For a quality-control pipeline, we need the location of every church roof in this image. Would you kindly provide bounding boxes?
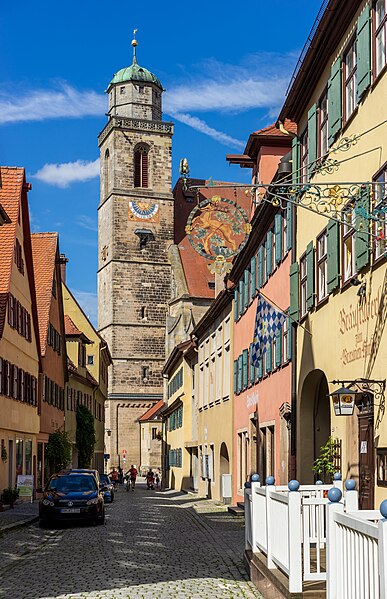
[109,62,163,90]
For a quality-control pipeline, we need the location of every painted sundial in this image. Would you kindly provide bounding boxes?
[128,200,159,222]
[185,195,251,274]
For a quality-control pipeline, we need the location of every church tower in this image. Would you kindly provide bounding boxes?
[98,33,174,470]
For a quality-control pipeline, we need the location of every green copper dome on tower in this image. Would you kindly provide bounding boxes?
[108,31,163,90]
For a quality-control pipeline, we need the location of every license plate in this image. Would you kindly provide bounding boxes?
[60,508,81,514]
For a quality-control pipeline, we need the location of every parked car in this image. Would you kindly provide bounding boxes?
[39,471,105,527]
[99,473,114,502]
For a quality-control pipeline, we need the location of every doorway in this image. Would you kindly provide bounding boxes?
[358,399,375,510]
[8,439,13,487]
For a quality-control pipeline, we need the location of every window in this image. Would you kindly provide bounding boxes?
[300,128,308,183]
[120,86,125,94]
[152,427,157,440]
[140,306,147,320]
[342,205,356,282]
[300,254,307,318]
[271,227,276,271]
[374,165,387,259]
[134,145,149,188]
[283,212,288,258]
[79,343,86,367]
[14,239,24,274]
[139,85,144,94]
[259,425,275,482]
[283,318,289,363]
[317,229,328,302]
[318,89,329,157]
[87,355,94,366]
[375,0,387,76]
[344,39,357,121]
[142,366,149,381]
[104,149,110,197]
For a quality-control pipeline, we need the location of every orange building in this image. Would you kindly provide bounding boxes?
[31,233,67,489]
[0,167,40,491]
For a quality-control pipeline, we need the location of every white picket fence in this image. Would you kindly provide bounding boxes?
[245,480,387,597]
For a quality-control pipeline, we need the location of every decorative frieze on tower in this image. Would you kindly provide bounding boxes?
[98,33,174,469]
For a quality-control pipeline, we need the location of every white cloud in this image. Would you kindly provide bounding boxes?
[172,113,244,149]
[0,84,104,124]
[76,214,98,232]
[33,158,99,188]
[72,290,98,326]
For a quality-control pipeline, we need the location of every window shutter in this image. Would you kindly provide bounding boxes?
[355,187,370,271]
[307,104,318,173]
[257,357,263,379]
[287,314,292,362]
[239,280,244,314]
[275,214,283,264]
[250,256,257,298]
[289,262,299,322]
[275,327,282,368]
[328,58,342,147]
[249,344,255,385]
[266,344,272,374]
[266,231,273,279]
[244,269,250,308]
[327,219,340,293]
[357,3,371,101]
[142,152,149,188]
[233,360,238,393]
[242,349,248,389]
[234,289,239,321]
[257,246,264,288]
[237,355,243,393]
[292,137,300,184]
[134,151,141,187]
[306,241,315,311]
[286,202,293,251]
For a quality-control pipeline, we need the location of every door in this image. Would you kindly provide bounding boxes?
[192,448,198,492]
[358,406,375,510]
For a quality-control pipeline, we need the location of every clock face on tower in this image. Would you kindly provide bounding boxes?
[128,200,160,223]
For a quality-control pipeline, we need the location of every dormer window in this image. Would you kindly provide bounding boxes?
[134,144,149,188]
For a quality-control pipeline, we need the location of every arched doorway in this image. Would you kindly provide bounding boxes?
[220,442,230,477]
[299,369,330,483]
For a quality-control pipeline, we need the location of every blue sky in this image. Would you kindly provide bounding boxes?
[1,0,322,324]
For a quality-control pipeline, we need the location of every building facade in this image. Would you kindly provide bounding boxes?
[279,0,387,508]
[98,39,174,470]
[138,399,163,474]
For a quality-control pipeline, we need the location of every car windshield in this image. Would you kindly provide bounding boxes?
[47,475,97,493]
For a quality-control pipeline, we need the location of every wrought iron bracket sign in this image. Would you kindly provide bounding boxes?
[330,378,386,416]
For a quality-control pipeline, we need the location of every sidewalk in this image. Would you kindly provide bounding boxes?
[0,499,39,533]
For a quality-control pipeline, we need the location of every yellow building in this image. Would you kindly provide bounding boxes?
[194,290,233,502]
[163,340,196,491]
[62,281,111,472]
[279,0,387,508]
[0,168,40,492]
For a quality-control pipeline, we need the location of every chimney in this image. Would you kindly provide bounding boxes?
[59,254,69,284]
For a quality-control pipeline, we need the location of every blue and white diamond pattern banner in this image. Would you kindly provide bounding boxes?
[251,294,286,366]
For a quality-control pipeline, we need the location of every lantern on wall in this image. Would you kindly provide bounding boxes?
[329,387,357,416]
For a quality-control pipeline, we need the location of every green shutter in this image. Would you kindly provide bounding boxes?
[289,262,299,321]
[308,104,318,173]
[306,241,315,311]
[266,344,272,374]
[234,360,238,393]
[249,344,255,385]
[234,289,238,321]
[250,256,257,298]
[275,214,283,264]
[287,314,292,362]
[244,269,250,307]
[355,187,370,271]
[266,231,273,279]
[327,220,340,293]
[258,246,264,288]
[237,355,243,393]
[242,349,248,389]
[239,279,244,313]
[257,357,263,379]
[286,202,293,251]
[357,3,371,101]
[275,327,282,368]
[328,58,342,147]
[292,137,300,184]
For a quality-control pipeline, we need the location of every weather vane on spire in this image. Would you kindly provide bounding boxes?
[131,28,138,64]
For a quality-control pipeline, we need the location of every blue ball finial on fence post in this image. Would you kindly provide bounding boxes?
[328,487,342,503]
[265,476,275,486]
[315,480,323,485]
[333,472,342,481]
[251,473,260,483]
[345,479,356,491]
[288,480,300,492]
[244,481,251,489]
[380,500,387,519]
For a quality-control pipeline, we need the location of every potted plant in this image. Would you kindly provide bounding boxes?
[2,487,19,509]
[312,436,339,483]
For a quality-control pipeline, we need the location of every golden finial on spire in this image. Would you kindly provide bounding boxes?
[131,28,138,64]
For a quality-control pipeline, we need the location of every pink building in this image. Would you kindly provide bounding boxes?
[227,122,296,504]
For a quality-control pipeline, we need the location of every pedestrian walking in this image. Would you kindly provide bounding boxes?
[125,465,138,491]
[155,471,160,489]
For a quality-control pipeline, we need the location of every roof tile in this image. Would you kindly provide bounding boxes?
[31,233,58,355]
[139,399,164,422]
[0,167,24,294]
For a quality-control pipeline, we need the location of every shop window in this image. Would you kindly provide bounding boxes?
[317,229,328,302]
[15,438,23,480]
[344,38,357,121]
[300,253,307,318]
[342,205,356,283]
[375,0,387,77]
[318,88,329,157]
[25,439,32,475]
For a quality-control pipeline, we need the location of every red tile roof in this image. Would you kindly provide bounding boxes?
[31,233,58,356]
[0,167,24,294]
[64,314,82,336]
[253,119,297,136]
[139,399,164,422]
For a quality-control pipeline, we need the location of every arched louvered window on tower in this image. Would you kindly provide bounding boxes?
[134,145,149,188]
[104,149,109,197]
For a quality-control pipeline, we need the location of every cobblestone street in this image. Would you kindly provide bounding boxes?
[0,482,262,599]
